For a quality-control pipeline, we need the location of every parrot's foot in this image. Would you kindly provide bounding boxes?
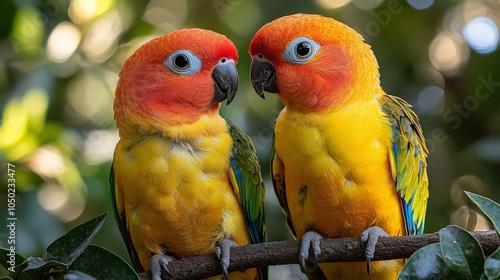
[150,254,177,280]
[299,231,323,273]
[216,238,238,280]
[360,226,389,275]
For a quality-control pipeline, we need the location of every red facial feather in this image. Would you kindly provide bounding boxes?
[249,14,380,112]
[114,29,238,131]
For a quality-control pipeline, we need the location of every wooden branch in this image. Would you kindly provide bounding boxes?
[139,230,500,280]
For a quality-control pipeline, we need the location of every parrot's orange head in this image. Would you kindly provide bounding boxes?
[249,14,381,112]
[114,28,238,134]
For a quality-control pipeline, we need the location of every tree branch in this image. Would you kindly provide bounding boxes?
[138,230,500,280]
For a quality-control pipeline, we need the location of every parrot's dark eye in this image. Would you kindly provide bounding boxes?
[164,50,202,76]
[174,54,189,69]
[283,37,320,64]
[295,42,312,58]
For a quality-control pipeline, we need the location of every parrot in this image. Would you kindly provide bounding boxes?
[110,28,267,280]
[249,14,429,280]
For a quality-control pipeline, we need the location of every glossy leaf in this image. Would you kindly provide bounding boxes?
[466,192,500,236]
[69,245,137,280]
[399,243,454,280]
[43,213,107,265]
[25,258,67,272]
[24,257,45,270]
[484,246,500,279]
[15,259,68,280]
[439,225,485,280]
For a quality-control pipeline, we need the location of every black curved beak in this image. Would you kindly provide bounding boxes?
[212,58,238,105]
[250,59,279,99]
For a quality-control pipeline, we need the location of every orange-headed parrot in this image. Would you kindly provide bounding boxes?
[111,28,267,280]
[249,14,428,279]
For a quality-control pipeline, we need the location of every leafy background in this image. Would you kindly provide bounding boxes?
[0,0,499,278]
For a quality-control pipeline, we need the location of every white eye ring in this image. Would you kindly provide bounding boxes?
[164,50,202,75]
[283,37,320,64]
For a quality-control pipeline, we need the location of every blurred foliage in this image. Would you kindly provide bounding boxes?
[0,0,499,278]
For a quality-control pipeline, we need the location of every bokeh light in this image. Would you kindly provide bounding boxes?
[450,206,490,231]
[27,146,64,179]
[81,11,124,62]
[37,183,86,222]
[68,0,115,24]
[315,0,351,9]
[450,175,486,206]
[65,73,115,125]
[407,0,435,10]
[417,86,445,115]
[37,183,69,212]
[429,32,469,76]
[82,130,119,165]
[463,16,499,54]
[46,22,81,62]
[449,175,490,231]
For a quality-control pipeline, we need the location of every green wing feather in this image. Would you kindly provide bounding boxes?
[380,94,429,235]
[226,120,268,279]
[110,164,144,272]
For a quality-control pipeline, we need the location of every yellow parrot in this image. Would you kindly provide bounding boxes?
[249,14,428,279]
[111,28,267,280]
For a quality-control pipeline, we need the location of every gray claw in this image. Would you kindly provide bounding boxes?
[360,226,389,275]
[299,231,323,273]
[150,254,177,280]
[216,238,238,279]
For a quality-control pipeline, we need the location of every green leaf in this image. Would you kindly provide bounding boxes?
[69,245,137,280]
[0,277,14,280]
[25,258,67,273]
[465,191,500,236]
[399,243,454,279]
[439,225,485,280]
[0,247,26,270]
[24,257,67,272]
[24,257,45,270]
[484,246,500,279]
[43,213,107,265]
[9,258,68,280]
